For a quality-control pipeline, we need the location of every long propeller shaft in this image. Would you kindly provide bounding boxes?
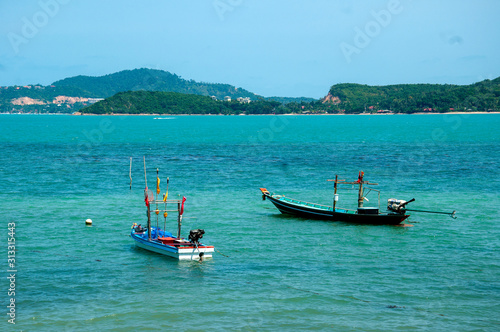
[406,209,457,219]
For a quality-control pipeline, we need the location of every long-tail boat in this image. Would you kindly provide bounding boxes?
[260,171,456,225]
[130,158,214,260]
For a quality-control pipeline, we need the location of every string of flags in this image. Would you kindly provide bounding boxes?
[144,173,184,214]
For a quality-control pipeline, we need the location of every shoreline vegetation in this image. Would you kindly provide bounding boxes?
[1,68,498,115]
[69,111,500,116]
[2,111,498,116]
[79,84,499,115]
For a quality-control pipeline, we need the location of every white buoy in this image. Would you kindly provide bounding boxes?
[85,218,92,225]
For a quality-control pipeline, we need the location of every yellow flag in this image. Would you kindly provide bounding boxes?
[156,176,160,194]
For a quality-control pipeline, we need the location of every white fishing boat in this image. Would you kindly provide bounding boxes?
[130,159,214,261]
[131,223,214,260]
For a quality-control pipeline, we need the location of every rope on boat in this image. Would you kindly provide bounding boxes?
[215,248,229,257]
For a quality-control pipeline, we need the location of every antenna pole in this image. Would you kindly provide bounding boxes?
[129,157,132,190]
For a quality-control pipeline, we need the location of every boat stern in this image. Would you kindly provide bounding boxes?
[177,246,215,260]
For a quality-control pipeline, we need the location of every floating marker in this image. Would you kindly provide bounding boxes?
[85,218,93,225]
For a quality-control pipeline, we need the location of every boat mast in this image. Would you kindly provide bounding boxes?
[177,200,182,238]
[328,175,344,211]
[147,199,152,241]
[129,157,132,190]
[155,168,160,230]
[334,175,338,210]
[358,175,364,208]
[144,157,152,241]
[164,177,169,232]
[342,171,378,208]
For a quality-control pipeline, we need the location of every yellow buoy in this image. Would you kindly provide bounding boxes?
[155,209,160,215]
[163,212,168,218]
[85,218,92,225]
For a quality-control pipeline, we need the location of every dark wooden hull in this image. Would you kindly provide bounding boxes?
[264,193,409,225]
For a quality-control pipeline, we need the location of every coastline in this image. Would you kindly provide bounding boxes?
[3,112,499,116]
[70,111,500,116]
[4,111,498,116]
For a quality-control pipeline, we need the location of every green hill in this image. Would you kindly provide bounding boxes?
[83,77,500,115]
[1,68,498,114]
[0,68,270,113]
[52,68,260,100]
[82,91,283,115]
[322,77,500,113]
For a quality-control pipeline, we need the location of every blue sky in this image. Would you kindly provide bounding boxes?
[1,0,499,98]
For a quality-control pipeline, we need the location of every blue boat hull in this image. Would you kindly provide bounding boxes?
[130,227,214,260]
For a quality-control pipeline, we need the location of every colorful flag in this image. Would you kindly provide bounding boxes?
[156,176,160,194]
[356,171,364,183]
[180,196,186,215]
[144,187,149,207]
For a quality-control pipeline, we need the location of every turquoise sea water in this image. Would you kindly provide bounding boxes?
[1,114,499,331]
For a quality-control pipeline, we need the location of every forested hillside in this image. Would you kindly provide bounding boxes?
[1,68,311,113]
[322,78,500,113]
[53,68,259,100]
[2,68,498,114]
[83,77,500,115]
[83,91,282,115]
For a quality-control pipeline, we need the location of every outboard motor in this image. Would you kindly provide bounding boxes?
[387,198,415,213]
[188,229,205,245]
[134,224,146,233]
[388,199,405,212]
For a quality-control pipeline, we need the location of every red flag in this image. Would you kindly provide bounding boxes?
[356,171,364,183]
[180,196,186,215]
[144,187,149,207]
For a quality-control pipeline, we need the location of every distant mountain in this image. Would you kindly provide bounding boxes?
[0,68,317,113]
[1,68,498,114]
[52,68,261,101]
[322,77,500,113]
